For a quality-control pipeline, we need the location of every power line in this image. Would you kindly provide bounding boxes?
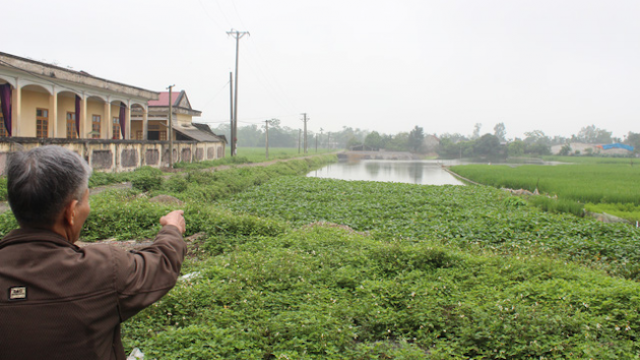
[195,0,226,33]
[245,38,298,113]
[215,0,234,28]
[229,0,249,30]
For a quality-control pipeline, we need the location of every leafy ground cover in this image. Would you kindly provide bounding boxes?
[3,159,640,358]
[174,147,336,171]
[0,155,335,240]
[449,163,640,221]
[122,226,640,359]
[220,177,640,280]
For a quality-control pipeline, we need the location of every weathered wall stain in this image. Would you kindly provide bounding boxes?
[0,138,225,174]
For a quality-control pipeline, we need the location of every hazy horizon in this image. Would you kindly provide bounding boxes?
[4,0,639,140]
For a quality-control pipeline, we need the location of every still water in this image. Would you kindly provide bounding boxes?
[307,160,465,185]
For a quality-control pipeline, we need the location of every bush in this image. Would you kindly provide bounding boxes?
[0,177,7,201]
[528,196,585,217]
[123,227,640,358]
[131,172,163,192]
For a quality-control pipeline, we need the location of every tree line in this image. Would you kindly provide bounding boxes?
[208,121,640,158]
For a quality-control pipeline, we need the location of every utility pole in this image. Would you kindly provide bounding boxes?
[301,113,309,154]
[227,29,250,156]
[264,119,270,160]
[319,128,323,151]
[298,129,301,154]
[229,72,234,157]
[167,84,175,167]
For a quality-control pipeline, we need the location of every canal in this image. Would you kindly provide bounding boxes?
[307,160,465,185]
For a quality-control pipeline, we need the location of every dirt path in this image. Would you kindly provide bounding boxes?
[76,232,208,260]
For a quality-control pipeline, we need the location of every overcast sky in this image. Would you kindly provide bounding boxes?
[5,0,640,140]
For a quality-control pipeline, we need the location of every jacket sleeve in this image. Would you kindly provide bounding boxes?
[113,225,187,321]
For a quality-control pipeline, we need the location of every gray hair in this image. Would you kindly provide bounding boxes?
[6,146,92,228]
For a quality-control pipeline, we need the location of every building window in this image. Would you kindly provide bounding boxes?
[113,117,121,139]
[36,108,49,139]
[91,115,101,139]
[136,131,143,140]
[66,112,77,139]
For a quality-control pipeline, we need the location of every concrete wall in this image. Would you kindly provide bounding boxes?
[0,138,226,175]
[20,88,49,138]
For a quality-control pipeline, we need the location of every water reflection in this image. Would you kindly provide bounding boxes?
[308,160,465,185]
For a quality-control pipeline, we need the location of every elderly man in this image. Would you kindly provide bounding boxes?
[0,146,187,360]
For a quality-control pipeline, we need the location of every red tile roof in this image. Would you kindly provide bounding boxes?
[148,91,180,106]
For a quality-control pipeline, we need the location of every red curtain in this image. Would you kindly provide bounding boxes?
[0,84,12,136]
[75,95,81,137]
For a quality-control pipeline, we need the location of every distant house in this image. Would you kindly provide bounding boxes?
[550,142,634,156]
[421,134,440,153]
[132,90,226,159]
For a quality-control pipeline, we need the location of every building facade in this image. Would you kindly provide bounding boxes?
[0,52,225,172]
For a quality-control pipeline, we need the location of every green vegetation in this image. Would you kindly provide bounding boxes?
[121,175,639,357]
[3,157,640,358]
[0,155,335,240]
[173,147,335,171]
[124,227,640,359]
[448,164,640,205]
[542,156,637,165]
[449,163,640,221]
[221,177,640,280]
[89,166,164,188]
[585,203,640,223]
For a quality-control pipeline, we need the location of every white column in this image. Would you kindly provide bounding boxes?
[12,80,20,137]
[49,89,57,138]
[126,101,131,140]
[80,95,87,139]
[142,108,148,140]
[105,100,112,139]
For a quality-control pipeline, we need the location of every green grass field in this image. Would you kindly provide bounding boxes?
[450,162,640,221]
[543,155,638,165]
[173,147,336,170]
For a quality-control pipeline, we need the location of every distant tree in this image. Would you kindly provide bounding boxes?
[525,143,551,156]
[575,125,612,144]
[386,132,410,151]
[408,126,425,153]
[364,131,384,150]
[237,124,262,147]
[507,140,525,157]
[472,123,482,139]
[473,134,503,158]
[625,132,640,153]
[346,136,362,149]
[524,130,551,145]
[558,144,572,156]
[440,133,468,143]
[493,122,506,142]
[550,135,569,146]
[210,123,231,144]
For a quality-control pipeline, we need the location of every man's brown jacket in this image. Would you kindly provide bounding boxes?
[0,225,186,360]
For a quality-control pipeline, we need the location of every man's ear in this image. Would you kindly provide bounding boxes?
[63,199,79,226]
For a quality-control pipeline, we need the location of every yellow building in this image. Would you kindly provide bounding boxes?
[0,52,159,140]
[0,52,226,172]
